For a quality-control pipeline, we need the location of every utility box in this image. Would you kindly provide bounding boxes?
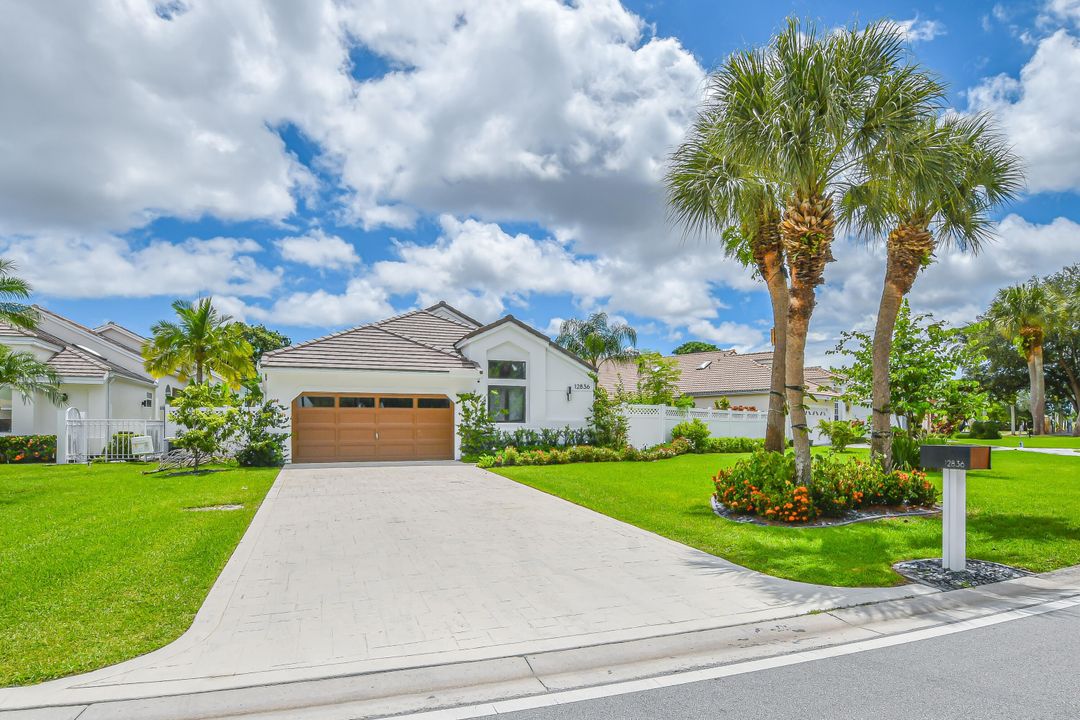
[920,445,991,471]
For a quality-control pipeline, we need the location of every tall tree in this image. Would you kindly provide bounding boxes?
[671,341,721,355]
[1044,265,1080,434]
[845,115,1021,465]
[666,113,789,452]
[0,259,38,330]
[710,18,945,482]
[986,280,1053,434]
[143,298,255,389]
[555,312,637,368]
[237,323,291,364]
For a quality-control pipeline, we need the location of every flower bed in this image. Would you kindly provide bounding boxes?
[0,435,57,463]
[712,450,937,524]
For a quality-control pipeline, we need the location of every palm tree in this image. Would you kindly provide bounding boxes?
[708,18,945,482]
[986,280,1052,435]
[666,114,789,452]
[0,346,63,406]
[0,259,38,330]
[555,312,637,369]
[845,115,1022,465]
[143,298,255,389]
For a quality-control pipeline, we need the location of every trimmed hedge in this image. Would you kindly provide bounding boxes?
[475,435,765,468]
[0,435,57,463]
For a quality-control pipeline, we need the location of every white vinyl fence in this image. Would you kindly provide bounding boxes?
[61,408,167,463]
[624,404,827,448]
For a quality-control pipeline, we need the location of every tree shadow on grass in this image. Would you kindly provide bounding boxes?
[152,468,229,479]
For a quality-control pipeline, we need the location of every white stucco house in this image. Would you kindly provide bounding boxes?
[259,302,595,462]
[0,307,183,436]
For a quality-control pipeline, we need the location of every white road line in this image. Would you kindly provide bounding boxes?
[390,594,1080,719]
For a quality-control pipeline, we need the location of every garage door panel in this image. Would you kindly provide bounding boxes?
[293,394,453,462]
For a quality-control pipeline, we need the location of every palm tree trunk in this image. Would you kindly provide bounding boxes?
[871,222,932,469]
[786,286,813,483]
[1030,345,1047,435]
[758,238,789,453]
[779,190,834,486]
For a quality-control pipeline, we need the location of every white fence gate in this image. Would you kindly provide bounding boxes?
[61,411,167,463]
[624,404,827,448]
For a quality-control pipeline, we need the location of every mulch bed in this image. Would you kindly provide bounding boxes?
[710,495,940,528]
[893,558,1032,590]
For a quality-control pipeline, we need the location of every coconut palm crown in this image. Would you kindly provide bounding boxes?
[555,312,637,369]
[143,298,255,389]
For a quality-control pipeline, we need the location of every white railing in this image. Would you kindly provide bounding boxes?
[62,415,166,463]
[624,403,835,448]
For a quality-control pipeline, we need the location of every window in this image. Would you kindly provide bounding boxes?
[299,396,335,408]
[489,386,526,423]
[833,400,841,422]
[488,360,526,379]
[379,397,414,409]
[0,387,10,433]
[339,397,375,408]
[417,397,451,409]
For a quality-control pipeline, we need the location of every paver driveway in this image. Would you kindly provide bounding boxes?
[5,463,930,706]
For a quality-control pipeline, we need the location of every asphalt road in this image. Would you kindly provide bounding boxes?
[500,605,1080,720]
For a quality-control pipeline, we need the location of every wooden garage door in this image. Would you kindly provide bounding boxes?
[292,393,454,463]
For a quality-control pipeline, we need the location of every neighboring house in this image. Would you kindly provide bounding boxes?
[0,306,183,435]
[598,348,866,428]
[260,302,595,462]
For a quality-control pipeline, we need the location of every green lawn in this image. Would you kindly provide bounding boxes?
[492,451,1080,588]
[954,435,1080,450]
[0,462,279,686]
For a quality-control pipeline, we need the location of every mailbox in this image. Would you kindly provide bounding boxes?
[919,445,991,471]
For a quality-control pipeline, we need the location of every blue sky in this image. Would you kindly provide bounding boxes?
[2,0,1078,363]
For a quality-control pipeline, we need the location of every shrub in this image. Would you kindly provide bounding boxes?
[169,383,240,472]
[479,438,694,468]
[457,392,498,456]
[0,434,56,463]
[588,378,628,449]
[671,419,711,452]
[705,436,764,453]
[102,431,138,458]
[713,450,938,523]
[234,400,290,467]
[816,419,866,452]
[968,420,1002,440]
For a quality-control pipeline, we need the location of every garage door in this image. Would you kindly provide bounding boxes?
[292,393,454,463]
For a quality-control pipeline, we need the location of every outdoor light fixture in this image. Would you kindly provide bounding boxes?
[566,386,572,401]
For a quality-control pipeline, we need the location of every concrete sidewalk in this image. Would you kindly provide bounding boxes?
[1,463,930,712]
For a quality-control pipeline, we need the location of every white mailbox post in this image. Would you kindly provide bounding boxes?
[920,445,992,572]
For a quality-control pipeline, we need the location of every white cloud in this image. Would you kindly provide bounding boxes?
[685,319,764,353]
[276,229,359,269]
[966,29,1080,192]
[0,234,280,299]
[245,278,394,328]
[890,17,946,42]
[809,214,1080,364]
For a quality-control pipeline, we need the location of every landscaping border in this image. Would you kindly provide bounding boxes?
[709,495,940,528]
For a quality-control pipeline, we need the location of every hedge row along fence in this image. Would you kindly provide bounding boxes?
[0,435,57,463]
[476,435,766,468]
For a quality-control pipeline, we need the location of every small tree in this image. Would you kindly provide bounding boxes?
[456,392,497,456]
[234,399,290,467]
[672,341,720,355]
[169,383,240,472]
[620,352,684,406]
[588,375,628,449]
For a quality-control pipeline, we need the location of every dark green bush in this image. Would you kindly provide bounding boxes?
[102,431,138,457]
[969,420,1002,440]
[671,419,710,452]
[235,400,290,467]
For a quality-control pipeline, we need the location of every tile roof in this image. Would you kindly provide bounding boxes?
[261,309,480,372]
[0,318,154,384]
[598,349,838,397]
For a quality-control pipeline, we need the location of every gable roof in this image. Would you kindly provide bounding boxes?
[261,303,594,374]
[455,315,596,372]
[598,349,837,397]
[261,306,481,372]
